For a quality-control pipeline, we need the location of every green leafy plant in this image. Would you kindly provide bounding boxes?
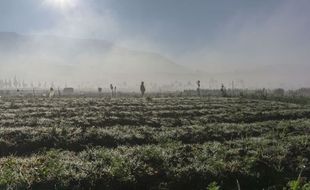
[207,182,220,190]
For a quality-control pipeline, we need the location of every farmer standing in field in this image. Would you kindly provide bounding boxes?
[197,80,201,97]
[110,84,114,97]
[49,87,55,98]
[140,81,146,97]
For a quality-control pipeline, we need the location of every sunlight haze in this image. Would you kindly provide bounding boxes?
[0,0,309,89]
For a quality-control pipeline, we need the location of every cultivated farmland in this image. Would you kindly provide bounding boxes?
[0,96,309,189]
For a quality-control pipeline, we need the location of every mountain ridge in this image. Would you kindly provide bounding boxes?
[0,32,190,73]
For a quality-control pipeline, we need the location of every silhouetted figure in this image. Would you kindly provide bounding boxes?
[197,80,201,96]
[110,84,114,97]
[98,87,102,94]
[114,86,117,97]
[49,87,55,98]
[221,83,227,97]
[140,81,146,97]
[262,88,267,99]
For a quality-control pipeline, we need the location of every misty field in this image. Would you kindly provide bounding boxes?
[0,96,309,190]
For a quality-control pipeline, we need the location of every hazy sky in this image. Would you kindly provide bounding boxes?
[0,0,309,73]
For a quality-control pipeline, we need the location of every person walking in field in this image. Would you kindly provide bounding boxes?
[140,81,146,97]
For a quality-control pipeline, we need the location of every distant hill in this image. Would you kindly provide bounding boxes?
[0,32,191,84]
